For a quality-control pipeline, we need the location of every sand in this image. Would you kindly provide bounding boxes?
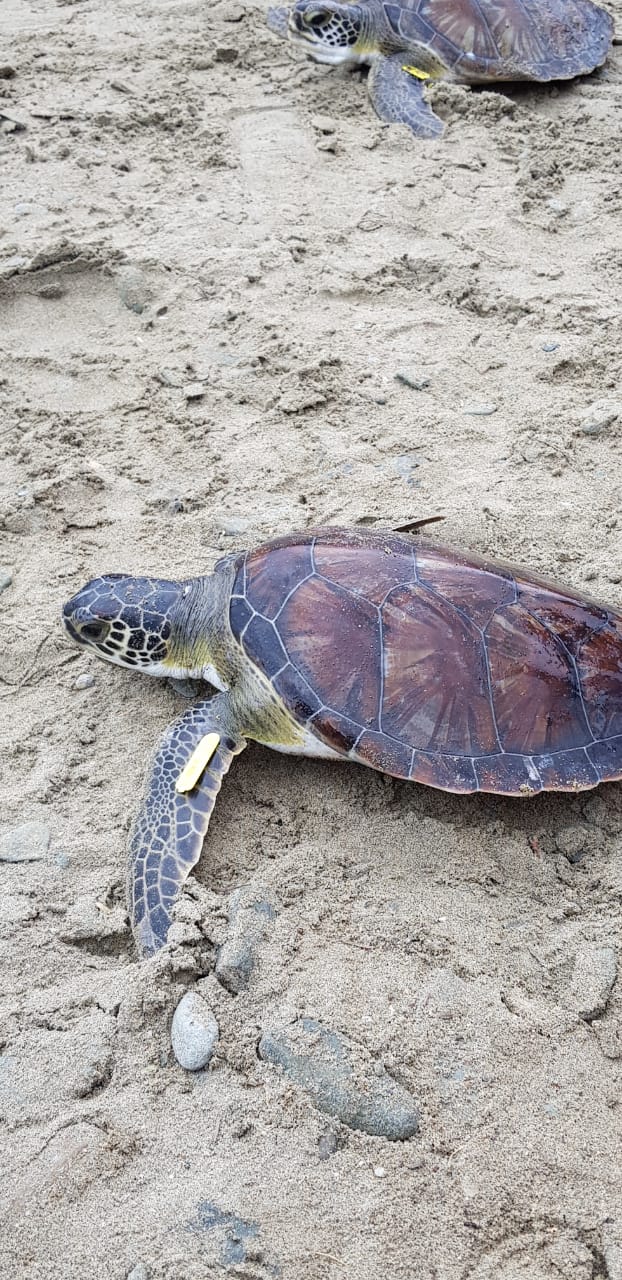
[1,0,622,1275]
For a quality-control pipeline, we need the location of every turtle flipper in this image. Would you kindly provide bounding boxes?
[367,56,444,139]
[129,695,245,956]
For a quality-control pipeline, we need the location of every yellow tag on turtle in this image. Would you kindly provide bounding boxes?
[402,64,431,80]
[175,733,220,793]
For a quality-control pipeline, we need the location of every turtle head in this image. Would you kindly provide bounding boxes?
[62,574,198,676]
[268,1,369,65]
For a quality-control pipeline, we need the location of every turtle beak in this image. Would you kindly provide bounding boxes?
[62,610,81,645]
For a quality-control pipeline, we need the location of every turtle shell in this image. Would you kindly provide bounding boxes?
[228,527,622,796]
[382,0,612,81]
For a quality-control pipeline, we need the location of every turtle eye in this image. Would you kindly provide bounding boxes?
[305,8,329,27]
[80,620,109,643]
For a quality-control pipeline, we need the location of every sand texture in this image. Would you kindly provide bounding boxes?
[1,0,622,1275]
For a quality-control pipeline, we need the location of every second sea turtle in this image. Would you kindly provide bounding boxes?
[267,0,613,136]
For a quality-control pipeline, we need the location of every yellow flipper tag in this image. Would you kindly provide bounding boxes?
[175,732,221,794]
[402,64,431,80]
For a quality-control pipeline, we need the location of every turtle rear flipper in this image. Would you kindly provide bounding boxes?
[367,56,444,138]
[129,694,245,956]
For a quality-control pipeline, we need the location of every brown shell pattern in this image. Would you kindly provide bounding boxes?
[383,0,612,80]
[229,528,622,796]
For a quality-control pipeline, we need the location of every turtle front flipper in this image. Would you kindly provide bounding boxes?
[367,55,444,138]
[129,694,245,956]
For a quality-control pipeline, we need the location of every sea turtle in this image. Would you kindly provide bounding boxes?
[63,526,622,956]
[266,0,613,136]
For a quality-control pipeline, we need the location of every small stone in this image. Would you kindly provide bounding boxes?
[318,1132,339,1160]
[311,114,337,134]
[0,570,13,593]
[155,368,180,387]
[127,1266,150,1280]
[462,402,497,416]
[577,401,620,436]
[73,673,95,690]
[183,382,205,401]
[0,66,16,79]
[223,3,245,18]
[214,46,239,62]
[217,516,249,537]
[55,851,71,869]
[316,137,337,153]
[374,1166,386,1178]
[394,371,430,391]
[541,342,559,352]
[0,821,50,863]
[259,1018,420,1140]
[570,945,617,1022]
[171,992,219,1071]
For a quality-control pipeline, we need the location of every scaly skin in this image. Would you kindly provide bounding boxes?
[62,558,305,955]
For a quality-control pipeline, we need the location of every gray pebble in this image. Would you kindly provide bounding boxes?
[155,368,180,387]
[577,402,620,436]
[318,1131,340,1160]
[311,114,337,133]
[216,887,277,994]
[462,402,497,416]
[541,342,559,352]
[127,1267,150,1280]
[73,673,95,690]
[183,382,205,401]
[55,851,71,869]
[217,516,249,537]
[392,454,419,486]
[394,371,430,391]
[171,992,219,1071]
[259,1017,420,1140]
[0,821,50,863]
[0,570,12,593]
